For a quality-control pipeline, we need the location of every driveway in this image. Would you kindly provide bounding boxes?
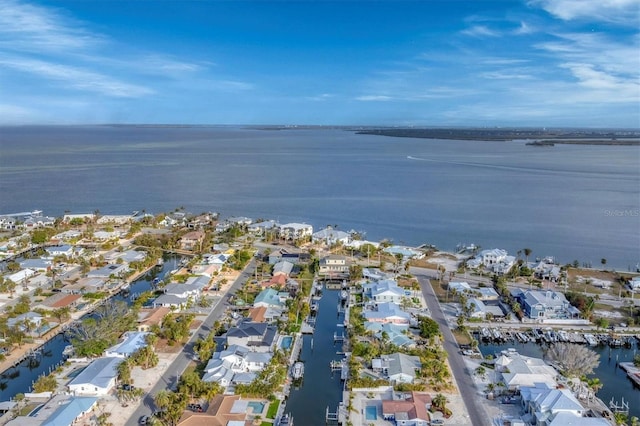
[411,266,491,426]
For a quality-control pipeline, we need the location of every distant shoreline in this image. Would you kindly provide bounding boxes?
[354,128,640,144]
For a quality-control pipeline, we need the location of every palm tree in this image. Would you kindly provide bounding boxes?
[117,360,131,384]
[432,393,447,412]
[523,248,532,265]
[154,389,171,411]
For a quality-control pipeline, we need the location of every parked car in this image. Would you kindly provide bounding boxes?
[139,415,150,424]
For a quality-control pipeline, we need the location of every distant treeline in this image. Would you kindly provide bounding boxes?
[356,127,640,142]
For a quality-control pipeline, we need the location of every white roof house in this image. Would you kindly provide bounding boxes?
[520,383,588,425]
[495,350,558,390]
[104,331,149,358]
[6,268,36,284]
[364,279,406,305]
[45,245,74,258]
[629,276,640,290]
[312,227,351,246]
[363,302,411,325]
[68,357,122,396]
[278,223,313,240]
[373,352,422,384]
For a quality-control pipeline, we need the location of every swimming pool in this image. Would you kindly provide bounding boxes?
[280,336,293,350]
[248,401,265,414]
[365,406,377,420]
[28,404,45,417]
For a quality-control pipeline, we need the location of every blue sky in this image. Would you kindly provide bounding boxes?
[0,0,638,127]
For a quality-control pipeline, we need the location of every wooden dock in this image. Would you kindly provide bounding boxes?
[619,362,640,387]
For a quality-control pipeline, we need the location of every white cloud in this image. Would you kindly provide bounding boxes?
[530,0,640,25]
[0,0,102,52]
[355,95,392,102]
[306,93,335,101]
[0,57,154,97]
[461,25,501,37]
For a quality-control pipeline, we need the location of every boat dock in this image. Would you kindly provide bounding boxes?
[618,362,640,387]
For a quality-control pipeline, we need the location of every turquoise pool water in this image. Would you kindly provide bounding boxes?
[280,336,293,349]
[248,401,265,413]
[365,406,377,420]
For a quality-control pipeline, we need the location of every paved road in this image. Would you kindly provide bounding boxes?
[411,267,491,426]
[126,258,258,426]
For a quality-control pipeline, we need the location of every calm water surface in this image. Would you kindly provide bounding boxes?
[1,125,639,267]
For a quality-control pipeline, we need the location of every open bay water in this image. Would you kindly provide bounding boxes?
[479,342,640,420]
[1,125,639,268]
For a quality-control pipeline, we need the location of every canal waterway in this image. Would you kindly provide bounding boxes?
[287,287,345,425]
[479,341,640,420]
[0,256,178,401]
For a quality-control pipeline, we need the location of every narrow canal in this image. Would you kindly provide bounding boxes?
[0,257,178,401]
[479,341,640,420]
[287,287,345,424]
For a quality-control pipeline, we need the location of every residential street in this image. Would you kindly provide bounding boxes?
[411,266,491,426]
[125,258,258,426]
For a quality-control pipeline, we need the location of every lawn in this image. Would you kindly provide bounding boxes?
[266,400,280,419]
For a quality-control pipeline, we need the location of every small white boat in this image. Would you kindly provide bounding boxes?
[62,345,74,356]
[340,290,348,300]
[292,362,304,380]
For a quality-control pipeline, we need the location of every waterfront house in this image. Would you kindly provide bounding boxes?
[494,350,558,391]
[180,230,205,251]
[7,312,44,335]
[6,395,98,426]
[512,289,581,321]
[247,219,280,235]
[363,302,411,325]
[68,357,122,396]
[383,245,425,260]
[365,322,415,347]
[225,321,278,352]
[278,222,313,241]
[381,391,431,426]
[312,226,351,246]
[466,248,516,274]
[629,276,640,290]
[63,277,107,294]
[364,279,406,305]
[87,263,128,279]
[318,254,350,280]
[373,352,422,384]
[36,293,82,311]
[104,331,149,358]
[520,383,590,426]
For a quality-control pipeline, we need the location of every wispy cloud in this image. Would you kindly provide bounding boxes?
[461,25,501,37]
[0,0,102,52]
[530,0,639,25]
[0,57,154,97]
[306,93,335,101]
[355,95,392,102]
